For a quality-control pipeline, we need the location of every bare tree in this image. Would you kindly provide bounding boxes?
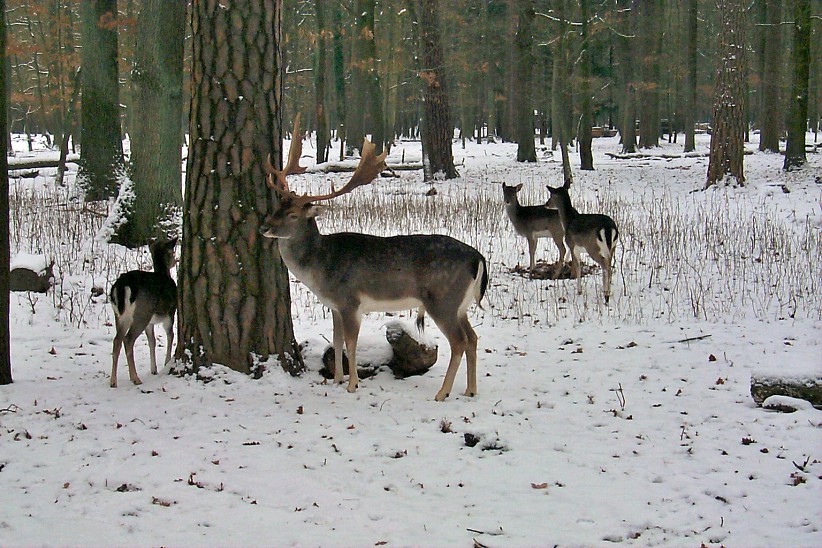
[706,0,746,188]
[758,0,782,153]
[1,0,12,385]
[783,0,811,171]
[514,0,536,162]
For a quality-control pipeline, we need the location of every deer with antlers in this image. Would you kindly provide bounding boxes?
[261,118,487,401]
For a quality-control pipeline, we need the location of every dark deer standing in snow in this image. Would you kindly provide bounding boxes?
[502,182,565,277]
[546,182,618,303]
[109,238,177,387]
[261,126,487,401]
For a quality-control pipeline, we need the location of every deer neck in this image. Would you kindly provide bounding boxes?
[276,217,323,275]
[554,192,578,230]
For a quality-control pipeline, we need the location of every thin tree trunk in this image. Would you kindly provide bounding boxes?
[783,0,811,170]
[419,0,458,180]
[638,0,661,149]
[682,0,697,153]
[179,0,304,375]
[1,0,12,385]
[514,0,536,162]
[616,0,637,154]
[759,0,781,153]
[578,0,594,170]
[706,0,746,187]
[315,0,329,163]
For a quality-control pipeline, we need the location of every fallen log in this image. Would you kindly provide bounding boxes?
[751,372,822,410]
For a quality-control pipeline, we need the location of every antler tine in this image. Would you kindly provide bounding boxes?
[264,113,307,194]
[291,139,387,206]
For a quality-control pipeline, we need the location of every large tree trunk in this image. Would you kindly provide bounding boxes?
[682,0,697,153]
[514,0,536,162]
[178,0,304,376]
[578,0,593,170]
[115,0,184,247]
[419,0,458,180]
[1,0,11,385]
[79,0,123,202]
[783,0,811,171]
[706,0,746,188]
[758,0,782,153]
[332,1,347,161]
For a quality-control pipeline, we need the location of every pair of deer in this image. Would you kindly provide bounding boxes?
[503,182,618,303]
[110,138,485,402]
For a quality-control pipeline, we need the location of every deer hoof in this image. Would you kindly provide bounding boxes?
[109,379,117,388]
[463,389,476,397]
[346,383,358,393]
[434,391,449,402]
[131,377,143,386]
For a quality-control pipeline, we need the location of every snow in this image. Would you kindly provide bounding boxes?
[2,132,822,547]
[9,252,49,274]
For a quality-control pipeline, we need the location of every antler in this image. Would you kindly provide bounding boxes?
[265,112,307,193]
[266,120,387,206]
[289,139,387,206]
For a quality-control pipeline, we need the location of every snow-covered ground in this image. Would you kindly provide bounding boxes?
[2,132,821,547]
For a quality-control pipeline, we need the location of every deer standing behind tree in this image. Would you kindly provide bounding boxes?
[261,127,487,401]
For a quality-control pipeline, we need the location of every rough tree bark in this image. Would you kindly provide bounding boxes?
[178,0,304,376]
[682,0,697,153]
[419,0,458,180]
[78,0,123,202]
[314,0,329,163]
[706,0,746,188]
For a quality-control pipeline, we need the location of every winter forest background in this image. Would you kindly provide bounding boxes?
[0,1,821,546]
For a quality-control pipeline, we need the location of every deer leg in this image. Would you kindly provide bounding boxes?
[461,316,479,397]
[340,312,362,393]
[145,324,158,375]
[552,236,567,279]
[331,310,345,384]
[572,247,583,294]
[527,236,537,271]
[163,318,174,368]
[433,319,467,402]
[123,332,143,386]
[111,333,123,388]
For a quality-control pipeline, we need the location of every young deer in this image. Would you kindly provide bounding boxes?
[109,238,177,387]
[261,133,487,401]
[546,183,618,303]
[502,183,565,277]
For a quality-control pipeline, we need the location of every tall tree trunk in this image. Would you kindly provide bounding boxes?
[682,0,697,153]
[638,0,661,148]
[332,1,347,160]
[578,0,594,170]
[616,0,637,153]
[79,0,123,201]
[550,0,571,151]
[115,0,184,247]
[1,0,11,385]
[419,0,459,180]
[514,0,536,162]
[759,0,781,153]
[315,0,329,163]
[706,0,746,187]
[348,0,385,155]
[783,0,811,171]
[179,0,304,375]
[360,0,386,154]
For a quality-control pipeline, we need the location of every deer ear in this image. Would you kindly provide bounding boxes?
[515,184,523,191]
[304,203,327,218]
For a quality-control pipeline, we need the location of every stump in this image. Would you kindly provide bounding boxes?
[9,259,54,293]
[751,374,822,410]
[385,321,438,378]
